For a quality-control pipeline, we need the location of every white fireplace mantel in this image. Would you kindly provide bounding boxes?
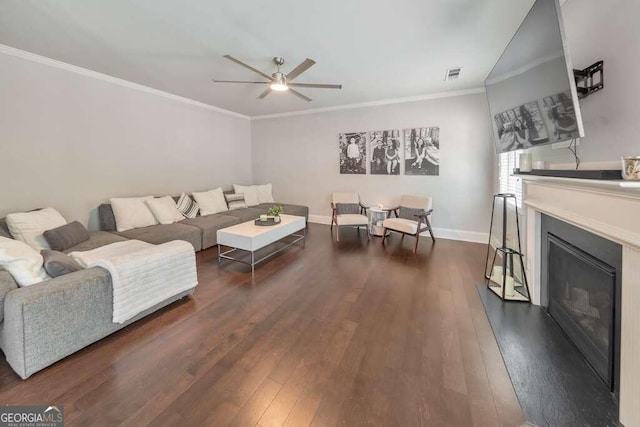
[520,175,640,427]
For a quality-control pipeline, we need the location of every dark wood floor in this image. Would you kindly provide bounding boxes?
[0,224,525,426]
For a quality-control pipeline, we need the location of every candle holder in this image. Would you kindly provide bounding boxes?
[484,193,531,302]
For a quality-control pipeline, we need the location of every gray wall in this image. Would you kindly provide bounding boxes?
[0,51,252,229]
[532,0,640,164]
[251,93,494,240]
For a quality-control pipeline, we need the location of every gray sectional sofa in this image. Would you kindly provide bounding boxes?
[0,225,194,379]
[98,199,309,251]
[0,194,309,379]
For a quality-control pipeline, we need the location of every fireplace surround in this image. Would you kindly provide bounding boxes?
[522,175,640,426]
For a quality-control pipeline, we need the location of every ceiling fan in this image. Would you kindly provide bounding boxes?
[213,55,342,102]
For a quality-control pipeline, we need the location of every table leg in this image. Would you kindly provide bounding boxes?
[217,244,221,264]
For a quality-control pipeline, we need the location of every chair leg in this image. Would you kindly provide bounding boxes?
[336,226,339,242]
[381,228,387,244]
[426,217,436,242]
[414,232,420,254]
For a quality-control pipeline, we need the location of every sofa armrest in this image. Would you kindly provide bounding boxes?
[2,267,114,379]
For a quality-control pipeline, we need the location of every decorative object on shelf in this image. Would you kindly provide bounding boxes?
[484,193,531,302]
[403,127,440,176]
[339,132,367,175]
[621,156,640,181]
[519,152,533,172]
[267,205,283,223]
[369,130,401,175]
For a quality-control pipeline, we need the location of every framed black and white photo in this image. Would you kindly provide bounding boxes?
[494,101,549,153]
[404,127,439,176]
[543,91,580,141]
[339,132,367,174]
[369,129,401,175]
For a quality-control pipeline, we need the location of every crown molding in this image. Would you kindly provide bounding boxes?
[0,43,250,120]
[250,87,487,121]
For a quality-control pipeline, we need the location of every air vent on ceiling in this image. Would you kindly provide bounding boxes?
[444,67,462,81]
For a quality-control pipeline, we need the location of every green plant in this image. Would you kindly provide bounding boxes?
[267,205,283,217]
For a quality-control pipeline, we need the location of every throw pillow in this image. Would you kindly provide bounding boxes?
[0,236,50,286]
[176,193,199,219]
[6,207,68,250]
[110,196,158,232]
[43,221,90,251]
[192,188,228,216]
[146,196,185,225]
[225,193,248,210]
[233,184,259,207]
[335,203,361,215]
[41,250,83,277]
[256,183,275,204]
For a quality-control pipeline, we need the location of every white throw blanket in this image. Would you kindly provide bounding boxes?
[70,240,197,323]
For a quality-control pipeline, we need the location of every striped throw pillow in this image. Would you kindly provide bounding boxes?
[225,193,247,210]
[176,193,199,219]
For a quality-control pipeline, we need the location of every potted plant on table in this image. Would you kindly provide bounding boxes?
[267,205,284,223]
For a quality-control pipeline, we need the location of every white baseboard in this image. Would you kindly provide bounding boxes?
[307,215,488,244]
[308,214,332,225]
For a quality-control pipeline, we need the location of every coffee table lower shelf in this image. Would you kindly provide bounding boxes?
[217,231,305,275]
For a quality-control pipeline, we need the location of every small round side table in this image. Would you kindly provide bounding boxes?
[368,207,390,237]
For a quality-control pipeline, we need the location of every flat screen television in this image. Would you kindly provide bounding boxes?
[485,0,584,154]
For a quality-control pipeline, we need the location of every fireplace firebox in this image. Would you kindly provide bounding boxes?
[541,214,622,395]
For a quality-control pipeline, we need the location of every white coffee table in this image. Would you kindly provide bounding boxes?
[216,214,306,275]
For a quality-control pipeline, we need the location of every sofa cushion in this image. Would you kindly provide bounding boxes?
[146,196,185,225]
[176,193,199,219]
[6,208,68,250]
[110,196,158,232]
[0,236,50,286]
[0,269,19,321]
[233,184,260,206]
[256,183,275,204]
[116,223,202,251]
[192,188,228,216]
[43,221,90,251]
[0,218,11,239]
[222,208,264,223]
[180,214,241,249]
[41,250,83,277]
[383,217,420,235]
[224,193,247,210]
[98,204,117,231]
[63,231,129,254]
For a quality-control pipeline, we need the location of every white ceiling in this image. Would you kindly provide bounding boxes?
[0,0,537,117]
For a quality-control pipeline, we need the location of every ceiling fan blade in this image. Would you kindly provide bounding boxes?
[223,55,272,80]
[288,83,342,89]
[212,79,270,84]
[286,58,316,81]
[258,87,272,99]
[289,88,312,102]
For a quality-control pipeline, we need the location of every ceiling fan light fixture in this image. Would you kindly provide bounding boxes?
[270,72,289,91]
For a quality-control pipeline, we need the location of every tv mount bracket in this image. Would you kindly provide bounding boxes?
[574,60,603,99]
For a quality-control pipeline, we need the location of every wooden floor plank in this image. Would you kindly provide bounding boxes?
[0,224,524,426]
